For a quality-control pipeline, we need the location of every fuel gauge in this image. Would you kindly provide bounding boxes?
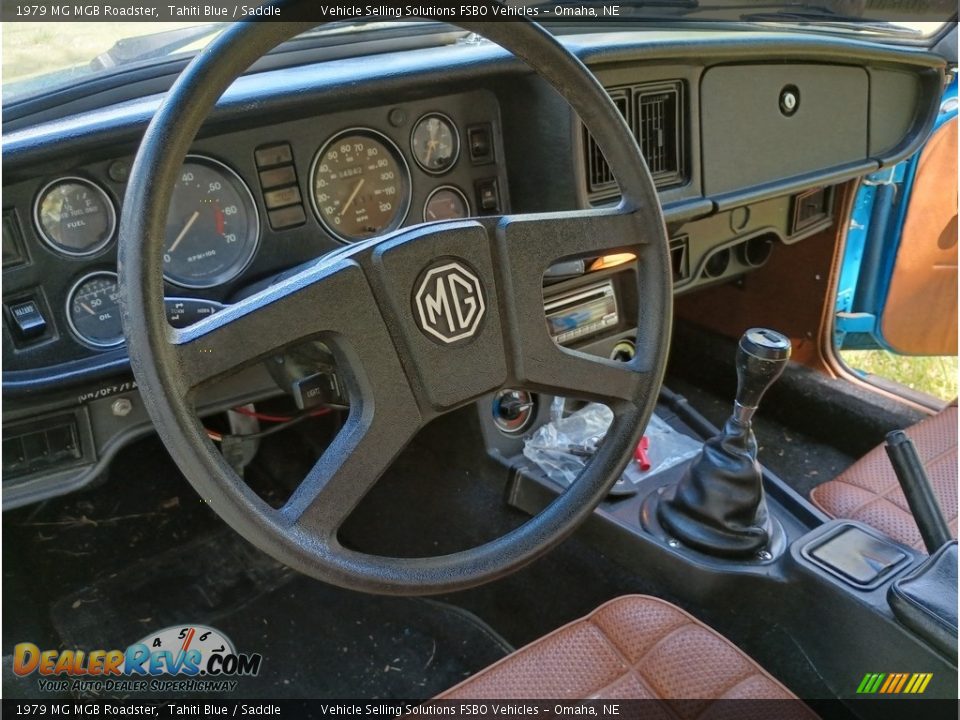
[411,113,460,175]
[35,177,116,256]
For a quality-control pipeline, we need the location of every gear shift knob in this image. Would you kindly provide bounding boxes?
[734,328,791,425]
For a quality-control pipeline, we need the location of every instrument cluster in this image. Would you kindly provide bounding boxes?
[4,93,505,361]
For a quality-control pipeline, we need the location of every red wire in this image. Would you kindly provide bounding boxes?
[230,405,333,423]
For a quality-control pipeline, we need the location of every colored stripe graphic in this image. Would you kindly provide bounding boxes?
[856,673,886,694]
[857,672,932,694]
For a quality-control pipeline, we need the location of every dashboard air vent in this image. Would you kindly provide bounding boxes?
[584,80,685,201]
[585,89,629,195]
[636,84,683,186]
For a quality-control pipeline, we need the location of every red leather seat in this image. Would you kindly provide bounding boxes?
[437,595,814,713]
[810,404,958,551]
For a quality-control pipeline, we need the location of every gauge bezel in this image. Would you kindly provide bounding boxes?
[422,185,471,223]
[65,270,125,350]
[309,127,413,244]
[162,154,262,290]
[410,112,461,176]
[33,176,117,258]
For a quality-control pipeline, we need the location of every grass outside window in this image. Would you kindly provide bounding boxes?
[841,350,958,402]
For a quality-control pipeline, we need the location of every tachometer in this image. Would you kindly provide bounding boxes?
[310,128,411,243]
[66,271,124,349]
[163,156,260,289]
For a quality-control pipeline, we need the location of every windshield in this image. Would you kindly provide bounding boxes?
[3,22,224,103]
[2,3,955,106]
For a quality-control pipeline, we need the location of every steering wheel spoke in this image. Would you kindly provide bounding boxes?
[169,258,379,393]
[487,207,656,412]
[279,400,422,539]
[535,345,652,409]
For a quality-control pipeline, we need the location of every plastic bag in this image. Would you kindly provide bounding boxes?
[522,402,701,489]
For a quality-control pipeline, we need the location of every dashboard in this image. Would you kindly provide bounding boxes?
[1,28,946,508]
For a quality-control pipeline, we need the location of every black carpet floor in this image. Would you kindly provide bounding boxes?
[48,532,511,700]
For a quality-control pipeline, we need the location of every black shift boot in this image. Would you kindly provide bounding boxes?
[658,328,791,557]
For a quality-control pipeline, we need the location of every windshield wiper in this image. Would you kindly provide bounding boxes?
[91,24,227,70]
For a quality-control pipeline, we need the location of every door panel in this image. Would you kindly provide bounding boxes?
[880,117,958,355]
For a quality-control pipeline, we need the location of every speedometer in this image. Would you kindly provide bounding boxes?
[310,128,411,243]
[163,156,260,289]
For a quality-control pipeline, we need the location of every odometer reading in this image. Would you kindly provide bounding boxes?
[310,129,411,243]
[163,156,260,289]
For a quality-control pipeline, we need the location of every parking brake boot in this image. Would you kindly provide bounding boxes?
[658,328,791,557]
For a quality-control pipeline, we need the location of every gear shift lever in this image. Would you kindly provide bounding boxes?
[732,329,792,424]
[656,328,791,557]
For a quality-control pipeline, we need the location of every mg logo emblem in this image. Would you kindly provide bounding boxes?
[413,261,486,344]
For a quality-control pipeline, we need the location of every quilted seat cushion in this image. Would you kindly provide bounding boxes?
[438,595,814,716]
[810,405,957,551]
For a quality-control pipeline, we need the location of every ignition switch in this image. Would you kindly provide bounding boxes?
[492,389,537,435]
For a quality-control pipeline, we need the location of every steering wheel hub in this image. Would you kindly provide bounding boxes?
[413,258,487,344]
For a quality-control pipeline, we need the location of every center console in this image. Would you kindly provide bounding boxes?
[478,321,958,706]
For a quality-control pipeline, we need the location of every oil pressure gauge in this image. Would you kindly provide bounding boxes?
[66,271,124,348]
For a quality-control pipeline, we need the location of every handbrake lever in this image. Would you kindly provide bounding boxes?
[885,430,952,554]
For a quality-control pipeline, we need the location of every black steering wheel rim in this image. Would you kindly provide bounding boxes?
[118,15,672,595]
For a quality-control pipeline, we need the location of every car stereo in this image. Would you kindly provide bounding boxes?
[545,279,619,345]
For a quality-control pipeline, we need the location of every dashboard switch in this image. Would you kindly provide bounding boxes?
[259,166,297,189]
[467,124,494,164]
[255,143,293,168]
[8,299,47,340]
[268,205,306,230]
[264,185,302,209]
[475,178,501,213]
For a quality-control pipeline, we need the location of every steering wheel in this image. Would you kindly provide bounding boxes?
[118,17,672,595]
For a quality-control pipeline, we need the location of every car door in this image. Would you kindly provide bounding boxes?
[834,74,958,400]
